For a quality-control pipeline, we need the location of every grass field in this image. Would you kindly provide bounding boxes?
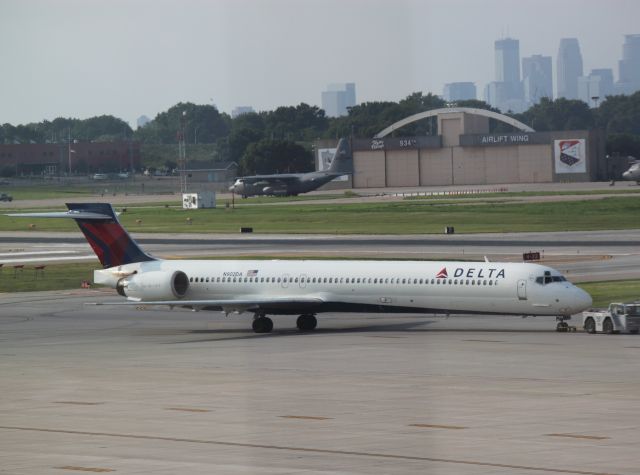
[578,280,640,308]
[1,186,95,200]
[404,188,640,200]
[0,262,96,293]
[2,195,640,234]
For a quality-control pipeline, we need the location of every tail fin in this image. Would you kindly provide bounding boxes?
[8,203,155,268]
[327,138,353,174]
[65,203,154,268]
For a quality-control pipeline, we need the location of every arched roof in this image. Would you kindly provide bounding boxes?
[374,107,535,138]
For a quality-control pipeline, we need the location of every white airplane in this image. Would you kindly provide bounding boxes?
[9,203,592,333]
[622,161,640,183]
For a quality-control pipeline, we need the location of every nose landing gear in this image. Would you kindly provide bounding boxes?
[556,316,576,332]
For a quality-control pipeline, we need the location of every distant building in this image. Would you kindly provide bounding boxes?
[231,106,255,119]
[557,38,583,100]
[321,83,356,117]
[522,55,553,105]
[484,81,508,110]
[136,115,150,128]
[484,81,527,113]
[615,34,640,95]
[443,82,476,102]
[0,141,141,176]
[578,69,614,107]
[485,38,525,112]
[495,38,520,84]
[186,161,238,185]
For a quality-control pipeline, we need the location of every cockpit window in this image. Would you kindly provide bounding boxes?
[537,275,567,285]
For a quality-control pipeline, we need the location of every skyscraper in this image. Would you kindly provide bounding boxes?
[557,38,583,100]
[321,83,356,117]
[578,69,614,107]
[485,38,525,112]
[443,82,476,102]
[495,38,520,84]
[522,55,552,105]
[616,34,640,95]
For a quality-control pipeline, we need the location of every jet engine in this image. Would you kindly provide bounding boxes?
[116,270,189,300]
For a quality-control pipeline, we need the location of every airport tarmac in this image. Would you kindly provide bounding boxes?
[1,290,640,474]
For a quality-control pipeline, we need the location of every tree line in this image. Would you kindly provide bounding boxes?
[2,91,640,175]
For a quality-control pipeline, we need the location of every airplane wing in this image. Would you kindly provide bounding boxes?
[93,296,325,314]
[241,173,300,181]
[245,176,300,185]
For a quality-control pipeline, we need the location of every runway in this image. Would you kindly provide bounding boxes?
[1,290,640,474]
[1,229,639,281]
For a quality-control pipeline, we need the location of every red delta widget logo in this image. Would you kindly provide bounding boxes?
[436,267,506,279]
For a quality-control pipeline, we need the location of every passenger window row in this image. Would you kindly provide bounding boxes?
[187,276,499,287]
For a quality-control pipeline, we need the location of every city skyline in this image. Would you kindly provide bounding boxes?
[1,0,639,127]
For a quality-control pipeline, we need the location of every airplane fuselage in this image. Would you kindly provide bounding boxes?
[229,171,344,197]
[622,162,640,182]
[98,259,591,318]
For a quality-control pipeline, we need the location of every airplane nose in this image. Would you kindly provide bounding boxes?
[574,287,592,312]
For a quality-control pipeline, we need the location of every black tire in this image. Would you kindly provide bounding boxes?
[296,314,317,331]
[602,318,614,334]
[584,317,596,334]
[252,316,273,333]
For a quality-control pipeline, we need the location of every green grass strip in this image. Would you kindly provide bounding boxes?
[2,196,640,234]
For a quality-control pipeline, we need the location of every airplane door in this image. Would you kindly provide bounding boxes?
[299,274,308,289]
[517,279,527,300]
[281,273,290,289]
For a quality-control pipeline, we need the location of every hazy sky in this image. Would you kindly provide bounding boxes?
[1,0,639,127]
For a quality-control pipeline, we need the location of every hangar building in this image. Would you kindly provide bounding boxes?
[318,107,608,189]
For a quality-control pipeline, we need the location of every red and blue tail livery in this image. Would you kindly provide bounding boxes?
[65,203,154,268]
[8,203,154,267]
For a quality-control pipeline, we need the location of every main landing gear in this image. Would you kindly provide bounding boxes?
[251,313,318,333]
[556,316,576,332]
[296,314,317,332]
[252,314,273,333]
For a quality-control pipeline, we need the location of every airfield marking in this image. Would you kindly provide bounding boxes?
[366,335,409,339]
[279,415,332,421]
[54,401,104,406]
[0,425,620,475]
[547,433,611,441]
[463,339,506,343]
[409,423,468,430]
[55,467,115,473]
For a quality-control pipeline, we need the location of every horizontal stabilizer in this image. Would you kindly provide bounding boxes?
[7,210,113,220]
[7,203,154,268]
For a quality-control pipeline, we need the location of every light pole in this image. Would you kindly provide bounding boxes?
[178,111,188,194]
